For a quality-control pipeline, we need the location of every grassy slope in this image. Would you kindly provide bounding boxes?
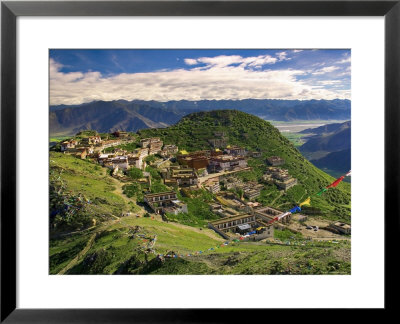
[50,152,136,225]
[49,110,351,274]
[51,215,350,275]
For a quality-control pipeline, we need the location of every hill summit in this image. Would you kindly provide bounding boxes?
[139,110,351,220]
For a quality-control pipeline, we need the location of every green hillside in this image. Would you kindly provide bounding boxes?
[139,110,351,221]
[49,110,351,275]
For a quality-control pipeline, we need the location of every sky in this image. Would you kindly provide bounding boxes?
[49,49,351,106]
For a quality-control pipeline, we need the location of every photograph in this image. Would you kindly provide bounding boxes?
[49,49,351,275]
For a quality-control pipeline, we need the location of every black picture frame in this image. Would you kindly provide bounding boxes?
[1,0,398,322]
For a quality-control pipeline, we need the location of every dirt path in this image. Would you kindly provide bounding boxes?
[270,191,284,205]
[57,232,97,275]
[109,177,146,217]
[109,177,132,205]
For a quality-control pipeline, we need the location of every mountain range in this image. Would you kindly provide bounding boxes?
[50,99,350,136]
[49,101,186,136]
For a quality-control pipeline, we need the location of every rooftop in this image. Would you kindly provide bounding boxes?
[333,222,351,229]
[210,213,255,225]
[237,224,251,230]
[144,191,177,198]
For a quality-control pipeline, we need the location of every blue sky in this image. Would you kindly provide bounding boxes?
[50,49,350,105]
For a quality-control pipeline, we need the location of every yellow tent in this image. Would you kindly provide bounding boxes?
[179,150,189,155]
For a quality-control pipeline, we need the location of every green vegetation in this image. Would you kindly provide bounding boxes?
[166,189,219,227]
[75,130,98,138]
[127,167,143,180]
[144,155,157,163]
[150,181,169,194]
[49,110,351,275]
[140,110,350,219]
[122,183,143,201]
[104,141,139,153]
[281,132,309,147]
[274,228,303,241]
[50,136,71,143]
[50,215,350,275]
[49,152,130,232]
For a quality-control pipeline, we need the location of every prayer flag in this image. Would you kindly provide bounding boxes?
[316,188,328,196]
[327,176,345,188]
[299,197,311,207]
[289,206,301,213]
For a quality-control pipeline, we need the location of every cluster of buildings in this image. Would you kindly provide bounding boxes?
[60,133,310,241]
[161,166,199,187]
[263,167,298,191]
[177,146,248,172]
[97,147,149,171]
[207,201,297,240]
[222,176,263,200]
[160,144,179,158]
[60,135,124,159]
[140,137,163,155]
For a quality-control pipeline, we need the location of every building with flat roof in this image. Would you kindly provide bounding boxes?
[209,214,257,233]
[101,139,122,149]
[224,146,247,156]
[330,222,351,234]
[266,156,285,166]
[204,178,220,194]
[254,206,291,224]
[275,178,298,190]
[160,144,178,157]
[144,191,187,215]
[140,137,161,148]
[208,138,227,148]
[112,131,129,138]
[263,167,297,191]
[208,213,274,240]
[103,156,129,170]
[60,139,78,152]
[208,155,247,172]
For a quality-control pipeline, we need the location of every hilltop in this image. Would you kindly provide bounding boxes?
[139,110,350,220]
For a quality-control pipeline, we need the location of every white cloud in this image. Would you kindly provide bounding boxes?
[184,58,197,65]
[312,66,340,75]
[50,58,350,105]
[318,80,343,86]
[277,51,290,61]
[337,57,351,64]
[184,54,279,69]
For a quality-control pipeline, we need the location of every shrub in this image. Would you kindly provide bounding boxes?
[127,167,143,180]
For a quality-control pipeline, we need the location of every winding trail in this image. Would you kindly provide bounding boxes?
[270,191,284,206]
